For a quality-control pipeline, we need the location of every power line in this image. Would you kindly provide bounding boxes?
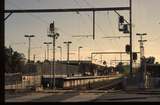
[6,0,71,59]
[10,42,26,45]
[83,0,106,36]
[102,36,129,39]
[105,11,121,49]
[6,0,49,25]
[6,0,48,53]
[73,0,106,37]
[76,0,107,51]
[72,35,92,38]
[73,0,96,49]
[73,0,92,28]
[73,0,86,34]
[83,0,94,8]
[106,11,116,36]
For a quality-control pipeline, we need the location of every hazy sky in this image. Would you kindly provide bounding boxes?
[5,0,160,64]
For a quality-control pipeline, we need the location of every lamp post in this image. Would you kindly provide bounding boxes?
[64,41,72,77]
[24,35,35,63]
[48,20,60,90]
[57,46,62,61]
[43,42,52,60]
[63,41,72,64]
[78,46,83,62]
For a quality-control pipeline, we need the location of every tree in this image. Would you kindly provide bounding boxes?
[116,62,124,73]
[36,60,42,64]
[11,51,26,72]
[5,46,26,73]
[155,62,159,64]
[145,56,155,64]
[5,46,13,73]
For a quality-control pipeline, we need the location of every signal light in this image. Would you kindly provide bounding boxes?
[103,61,107,65]
[119,16,124,24]
[125,44,130,53]
[123,24,129,34]
[133,52,137,61]
[50,22,54,32]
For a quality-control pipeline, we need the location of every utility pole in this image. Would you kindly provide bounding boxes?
[136,33,147,59]
[64,41,72,77]
[78,46,83,62]
[24,35,35,63]
[44,42,52,60]
[33,54,36,86]
[48,20,60,90]
[57,46,62,61]
[129,0,133,77]
[136,33,147,89]
[93,10,95,40]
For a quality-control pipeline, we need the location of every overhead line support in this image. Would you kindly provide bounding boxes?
[4,7,130,13]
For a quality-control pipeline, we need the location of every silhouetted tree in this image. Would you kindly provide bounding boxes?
[145,56,155,64]
[36,60,42,64]
[155,62,159,64]
[116,62,124,73]
[44,59,50,63]
[5,46,13,72]
[5,46,26,73]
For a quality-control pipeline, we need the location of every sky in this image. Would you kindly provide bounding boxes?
[4,0,160,65]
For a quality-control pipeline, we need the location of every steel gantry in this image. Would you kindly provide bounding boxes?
[4,6,130,40]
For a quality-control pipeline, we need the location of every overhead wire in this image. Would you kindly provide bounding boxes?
[73,0,92,31]
[83,0,94,8]
[6,0,49,24]
[73,0,94,50]
[6,0,70,50]
[79,0,108,54]
[82,0,106,36]
[6,0,50,61]
[105,11,122,51]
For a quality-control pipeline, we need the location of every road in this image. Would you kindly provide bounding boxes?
[5,89,160,102]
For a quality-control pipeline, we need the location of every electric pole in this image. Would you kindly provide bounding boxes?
[48,20,60,90]
[136,33,147,59]
[64,41,72,77]
[136,33,147,89]
[129,0,133,77]
[24,35,35,63]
